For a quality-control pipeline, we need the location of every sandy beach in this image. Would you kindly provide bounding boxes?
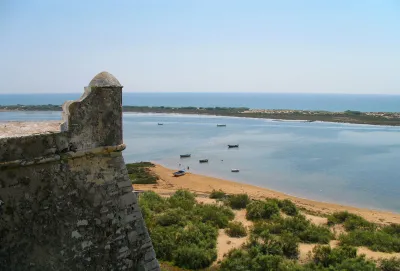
[134,164,400,225]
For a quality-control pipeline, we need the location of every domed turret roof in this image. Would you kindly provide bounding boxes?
[88,71,121,87]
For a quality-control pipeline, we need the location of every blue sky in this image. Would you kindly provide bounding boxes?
[0,0,399,93]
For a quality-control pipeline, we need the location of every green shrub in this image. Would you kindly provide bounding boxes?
[176,223,218,250]
[327,211,375,231]
[219,249,252,271]
[139,191,167,214]
[225,221,247,237]
[299,224,333,244]
[379,257,400,271]
[150,225,181,261]
[246,200,268,220]
[156,208,187,226]
[339,230,400,253]
[226,193,250,209]
[334,257,377,271]
[173,245,217,270]
[193,204,234,228]
[246,200,280,220]
[209,189,226,199]
[168,189,196,210]
[278,199,298,216]
[311,245,377,270]
[253,214,332,244]
[312,245,357,267]
[220,249,304,271]
[327,211,354,224]
[126,162,158,184]
[382,224,400,237]
[264,201,281,219]
[279,232,300,259]
[138,189,234,270]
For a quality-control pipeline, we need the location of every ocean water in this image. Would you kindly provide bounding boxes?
[1,93,400,112]
[1,111,400,212]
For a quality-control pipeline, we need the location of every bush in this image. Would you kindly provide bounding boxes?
[138,189,234,270]
[299,224,333,244]
[219,249,252,271]
[339,230,400,253]
[168,189,196,210]
[278,199,298,216]
[264,201,281,219]
[126,162,158,184]
[219,248,304,271]
[311,245,377,270]
[209,189,226,199]
[379,257,400,271]
[193,204,234,228]
[382,224,400,237]
[139,191,167,214]
[246,201,268,220]
[253,215,332,244]
[156,208,187,226]
[150,225,181,261]
[312,245,357,267]
[176,223,218,250]
[246,200,280,220]
[227,194,250,209]
[225,221,247,237]
[279,232,300,259]
[327,211,374,231]
[173,245,216,270]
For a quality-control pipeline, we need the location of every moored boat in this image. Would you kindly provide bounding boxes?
[231,169,240,172]
[173,170,186,177]
[158,123,163,125]
[217,124,226,127]
[199,159,208,163]
[228,144,239,148]
[180,154,191,158]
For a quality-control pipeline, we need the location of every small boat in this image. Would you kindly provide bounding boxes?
[180,154,191,158]
[173,170,186,177]
[199,159,208,163]
[158,123,163,125]
[231,169,240,173]
[217,124,226,127]
[228,144,239,148]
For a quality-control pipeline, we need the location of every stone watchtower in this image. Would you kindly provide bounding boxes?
[0,72,160,271]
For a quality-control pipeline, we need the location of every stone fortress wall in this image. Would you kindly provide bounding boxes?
[0,72,160,271]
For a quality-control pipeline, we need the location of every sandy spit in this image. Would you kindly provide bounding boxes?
[134,164,400,225]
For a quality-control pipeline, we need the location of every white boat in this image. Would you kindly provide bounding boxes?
[173,170,186,177]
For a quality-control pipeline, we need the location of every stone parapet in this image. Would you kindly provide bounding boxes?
[0,72,160,271]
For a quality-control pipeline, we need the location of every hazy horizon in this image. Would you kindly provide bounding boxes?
[1,0,399,94]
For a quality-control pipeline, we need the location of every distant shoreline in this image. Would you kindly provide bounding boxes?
[1,105,400,126]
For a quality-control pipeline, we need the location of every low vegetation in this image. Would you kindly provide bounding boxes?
[126,162,158,184]
[378,257,400,271]
[141,189,400,270]
[139,190,234,270]
[328,211,400,253]
[209,189,227,200]
[253,214,333,244]
[307,245,377,270]
[246,200,280,220]
[226,193,250,209]
[225,221,247,238]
